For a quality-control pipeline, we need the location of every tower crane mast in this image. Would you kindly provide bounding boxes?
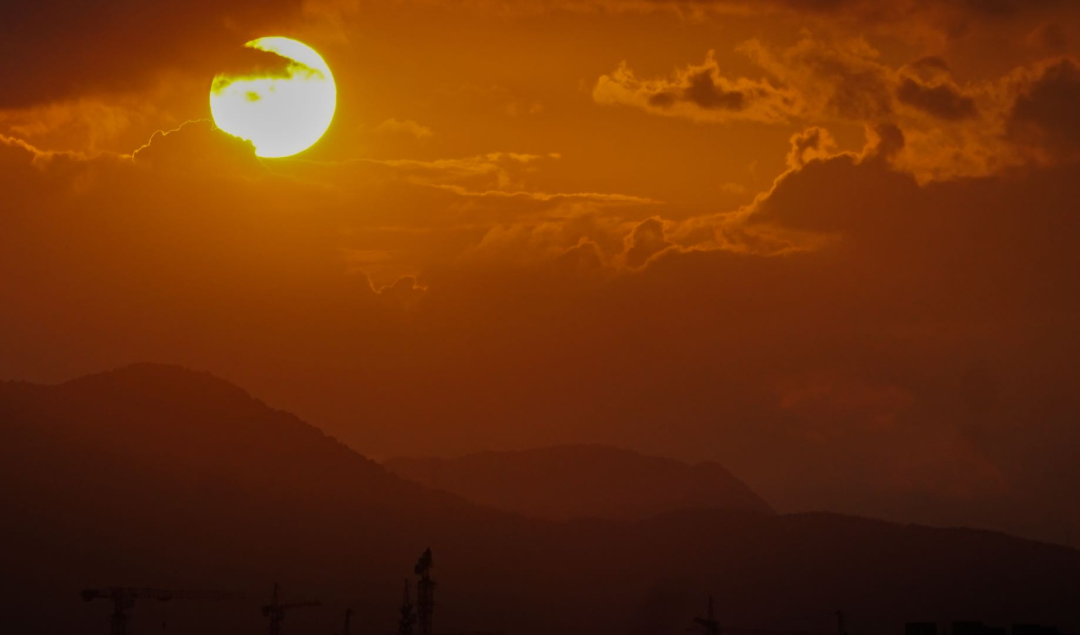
[81,587,241,635]
[262,582,321,635]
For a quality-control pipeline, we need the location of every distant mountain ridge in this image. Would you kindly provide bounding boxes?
[386,445,773,521]
[2,364,1079,635]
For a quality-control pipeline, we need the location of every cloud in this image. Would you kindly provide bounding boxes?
[374,118,435,139]
[785,126,839,169]
[597,34,1079,183]
[596,37,901,127]
[895,77,977,120]
[0,132,130,203]
[355,152,654,208]
[377,275,428,306]
[210,45,298,86]
[464,213,629,267]
[430,183,656,205]
[350,0,1079,31]
[623,217,673,268]
[1026,22,1071,53]
[594,51,800,124]
[368,152,557,185]
[1006,57,1080,163]
[1,133,92,168]
[739,36,896,121]
[132,120,264,177]
[0,0,306,109]
[0,96,174,155]
[2,0,1074,119]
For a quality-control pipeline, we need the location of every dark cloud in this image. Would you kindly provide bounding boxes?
[644,0,1075,23]
[682,70,747,111]
[647,92,677,108]
[910,56,951,73]
[896,77,978,120]
[0,0,303,108]
[1027,23,1071,53]
[210,45,298,87]
[785,126,838,169]
[3,0,1077,115]
[624,217,673,268]
[479,0,1076,23]
[867,122,905,161]
[594,52,798,124]
[747,152,913,234]
[1007,58,1080,162]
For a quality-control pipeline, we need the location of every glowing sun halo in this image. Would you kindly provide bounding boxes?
[210,37,336,158]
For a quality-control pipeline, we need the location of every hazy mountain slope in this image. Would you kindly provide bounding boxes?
[1,364,1079,635]
[386,445,773,521]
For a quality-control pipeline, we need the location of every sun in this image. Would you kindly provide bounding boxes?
[210,37,336,158]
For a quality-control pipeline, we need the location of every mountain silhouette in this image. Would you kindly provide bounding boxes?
[2,364,1079,635]
[386,445,773,521]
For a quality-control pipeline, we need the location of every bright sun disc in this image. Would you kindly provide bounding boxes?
[210,37,336,158]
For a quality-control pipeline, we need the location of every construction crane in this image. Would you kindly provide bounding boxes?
[399,580,417,635]
[693,596,721,635]
[262,582,321,635]
[397,550,499,635]
[81,587,241,635]
[340,608,353,635]
[415,548,435,635]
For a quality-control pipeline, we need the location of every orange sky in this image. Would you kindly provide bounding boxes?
[3,0,1080,540]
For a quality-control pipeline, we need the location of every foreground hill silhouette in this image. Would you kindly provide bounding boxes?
[386,445,773,521]
[2,364,1079,635]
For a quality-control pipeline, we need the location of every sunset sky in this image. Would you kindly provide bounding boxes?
[3,0,1080,538]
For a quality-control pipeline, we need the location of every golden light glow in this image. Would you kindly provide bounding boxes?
[210,37,336,158]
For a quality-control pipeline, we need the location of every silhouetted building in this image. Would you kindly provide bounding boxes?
[1014,625,1061,635]
[907,622,938,635]
[955,622,986,635]
[954,622,1006,635]
[909,621,1068,635]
